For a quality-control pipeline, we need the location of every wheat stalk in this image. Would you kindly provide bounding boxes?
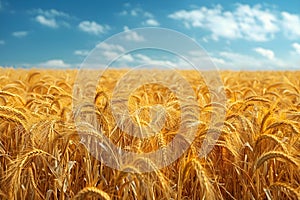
[270,182,300,199]
[253,151,299,171]
[72,187,111,200]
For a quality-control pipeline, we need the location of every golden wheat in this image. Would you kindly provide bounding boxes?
[73,187,111,200]
[0,68,300,199]
[253,151,299,171]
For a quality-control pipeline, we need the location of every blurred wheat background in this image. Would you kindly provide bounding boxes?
[0,68,299,199]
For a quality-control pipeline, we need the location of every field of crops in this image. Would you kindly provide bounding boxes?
[0,68,299,199]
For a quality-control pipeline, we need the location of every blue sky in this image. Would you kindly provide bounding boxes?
[0,0,299,70]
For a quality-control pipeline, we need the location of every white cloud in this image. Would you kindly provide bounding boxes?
[217,51,295,70]
[144,19,160,26]
[292,43,300,54]
[74,50,89,56]
[120,7,153,18]
[35,15,57,28]
[0,40,5,45]
[119,6,157,27]
[169,4,279,41]
[131,9,138,16]
[102,52,134,63]
[96,42,125,52]
[119,5,159,28]
[78,42,134,67]
[254,47,275,60]
[281,12,300,39]
[32,8,70,28]
[219,51,266,69]
[134,54,178,68]
[119,8,139,16]
[123,26,145,42]
[92,42,228,69]
[39,59,71,68]
[144,12,154,18]
[236,4,278,41]
[34,8,70,18]
[179,50,226,69]
[131,52,217,69]
[94,42,178,68]
[12,31,28,38]
[102,51,119,60]
[78,21,110,35]
[95,42,126,61]
[121,54,134,62]
[211,57,226,65]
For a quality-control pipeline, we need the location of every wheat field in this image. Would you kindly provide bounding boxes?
[0,68,299,199]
